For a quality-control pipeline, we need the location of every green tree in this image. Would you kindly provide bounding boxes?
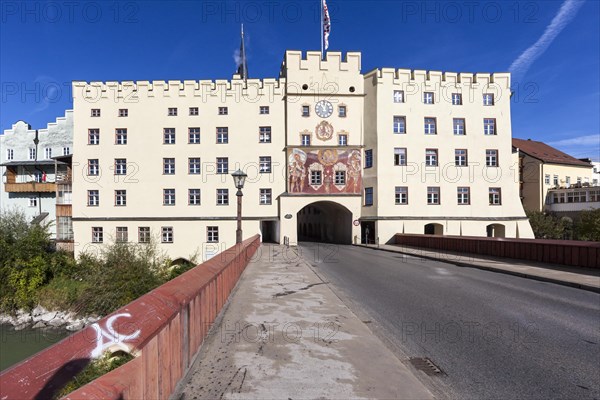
[574,209,600,241]
[526,210,573,240]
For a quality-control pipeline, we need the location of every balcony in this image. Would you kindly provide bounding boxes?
[5,182,56,193]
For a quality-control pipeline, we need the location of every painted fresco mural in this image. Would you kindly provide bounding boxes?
[288,148,362,194]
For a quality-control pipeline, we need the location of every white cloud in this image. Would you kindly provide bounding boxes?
[548,135,600,147]
[509,0,585,82]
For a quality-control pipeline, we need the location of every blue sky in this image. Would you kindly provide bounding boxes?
[1,0,598,160]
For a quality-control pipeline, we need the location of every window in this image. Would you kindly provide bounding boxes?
[259,106,270,115]
[338,134,348,146]
[207,226,219,242]
[427,187,440,205]
[484,118,496,135]
[189,188,201,205]
[115,190,126,206]
[168,108,177,116]
[87,159,99,176]
[310,170,322,185]
[577,177,582,185]
[6,149,14,160]
[425,149,438,166]
[457,187,470,205]
[302,105,310,117]
[489,187,501,205]
[27,148,35,160]
[394,148,407,166]
[29,197,37,207]
[91,109,100,117]
[566,176,571,187]
[45,147,52,159]
[218,107,228,115]
[163,189,175,206]
[88,190,99,206]
[453,118,466,135]
[260,188,272,205]
[424,118,437,135]
[395,187,408,205]
[217,189,229,205]
[92,227,103,243]
[216,127,228,143]
[259,126,271,143]
[393,116,406,134]
[89,129,99,145]
[365,187,374,206]
[189,107,199,116]
[259,156,271,173]
[163,158,175,175]
[161,128,176,145]
[365,149,373,168]
[161,227,173,243]
[57,217,73,241]
[118,109,128,117]
[116,227,128,242]
[424,92,434,104]
[486,150,498,167]
[189,157,201,174]
[301,134,311,146]
[483,93,494,106]
[114,159,127,175]
[138,227,150,243]
[216,157,228,174]
[338,105,347,117]
[452,93,462,105]
[63,147,70,155]
[545,174,551,185]
[455,149,468,166]
[189,127,200,144]
[115,128,127,145]
[393,90,404,103]
[553,175,559,186]
[335,171,346,185]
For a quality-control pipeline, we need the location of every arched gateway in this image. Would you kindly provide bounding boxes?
[297,201,353,244]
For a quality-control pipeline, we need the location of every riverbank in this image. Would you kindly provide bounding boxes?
[0,324,70,371]
[0,305,99,332]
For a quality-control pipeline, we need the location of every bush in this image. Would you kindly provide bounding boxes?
[574,209,600,241]
[526,210,573,240]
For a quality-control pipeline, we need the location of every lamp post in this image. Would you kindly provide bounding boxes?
[231,169,247,244]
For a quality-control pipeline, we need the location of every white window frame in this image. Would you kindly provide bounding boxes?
[217,189,229,205]
[189,188,201,205]
[189,127,201,144]
[259,188,272,205]
[259,126,271,143]
[393,116,406,134]
[395,187,408,205]
[115,190,126,206]
[161,227,174,243]
[163,189,176,206]
[164,128,176,144]
[424,117,436,135]
[216,157,228,174]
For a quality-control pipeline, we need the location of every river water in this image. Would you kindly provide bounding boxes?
[0,324,70,371]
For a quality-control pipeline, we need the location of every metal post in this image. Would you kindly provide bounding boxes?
[236,189,243,244]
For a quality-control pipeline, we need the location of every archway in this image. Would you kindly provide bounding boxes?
[486,224,505,238]
[424,223,444,235]
[297,201,353,244]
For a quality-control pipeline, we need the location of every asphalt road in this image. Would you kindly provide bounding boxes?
[298,242,600,399]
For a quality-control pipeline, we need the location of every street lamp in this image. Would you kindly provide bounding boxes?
[231,169,247,244]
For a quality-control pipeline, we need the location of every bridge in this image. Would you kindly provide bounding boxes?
[1,235,599,399]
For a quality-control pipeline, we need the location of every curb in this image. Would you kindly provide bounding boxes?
[353,244,600,294]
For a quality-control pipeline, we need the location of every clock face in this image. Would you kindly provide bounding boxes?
[315,100,334,118]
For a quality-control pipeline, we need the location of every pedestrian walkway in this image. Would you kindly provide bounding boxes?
[356,243,600,293]
[174,244,434,400]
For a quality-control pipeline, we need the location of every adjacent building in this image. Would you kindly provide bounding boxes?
[0,112,73,237]
[513,138,594,212]
[71,51,534,260]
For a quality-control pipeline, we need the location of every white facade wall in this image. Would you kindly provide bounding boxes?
[71,51,533,260]
[0,112,73,235]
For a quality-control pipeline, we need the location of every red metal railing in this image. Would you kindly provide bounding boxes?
[0,235,260,399]
[393,234,600,269]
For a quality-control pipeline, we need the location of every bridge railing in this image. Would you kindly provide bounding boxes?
[0,235,261,400]
[393,234,600,269]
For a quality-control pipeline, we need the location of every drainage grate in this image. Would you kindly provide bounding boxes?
[409,357,444,376]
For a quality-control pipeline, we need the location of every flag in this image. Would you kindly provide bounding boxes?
[322,0,331,50]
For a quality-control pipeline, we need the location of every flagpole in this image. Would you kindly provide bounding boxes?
[320,0,323,60]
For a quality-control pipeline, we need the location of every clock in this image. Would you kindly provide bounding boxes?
[315,100,333,118]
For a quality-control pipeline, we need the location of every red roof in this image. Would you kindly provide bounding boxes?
[512,138,592,167]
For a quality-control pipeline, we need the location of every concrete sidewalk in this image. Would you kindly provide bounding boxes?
[356,243,600,293]
[175,244,434,400]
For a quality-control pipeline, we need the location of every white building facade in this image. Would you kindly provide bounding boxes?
[1,112,73,236]
[71,51,533,260]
